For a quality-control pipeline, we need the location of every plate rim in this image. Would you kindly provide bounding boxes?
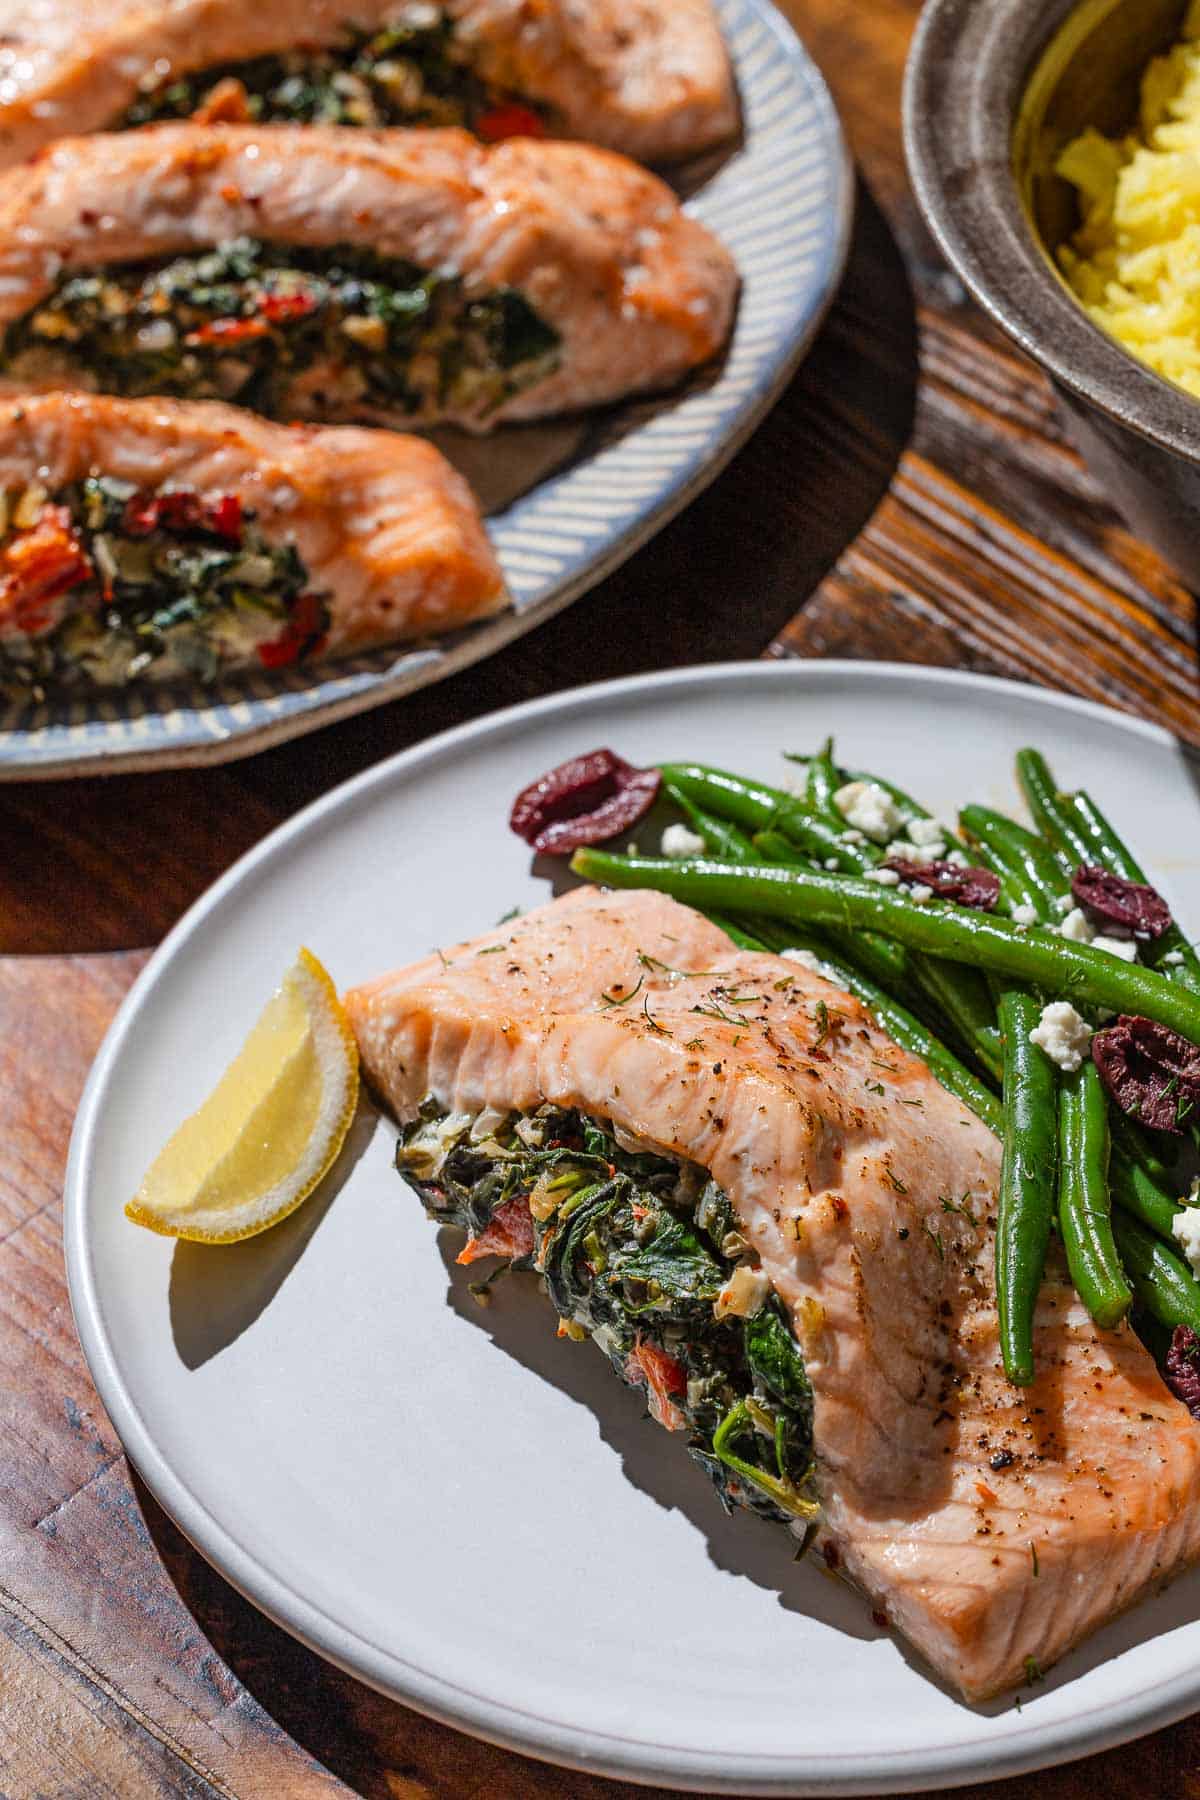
[0,0,854,782]
[64,659,1200,1795]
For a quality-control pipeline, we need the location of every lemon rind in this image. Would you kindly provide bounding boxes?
[125,947,359,1243]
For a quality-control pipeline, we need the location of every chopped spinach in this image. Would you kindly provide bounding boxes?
[396,1102,820,1528]
[0,476,321,694]
[119,9,539,137]
[1,237,561,423]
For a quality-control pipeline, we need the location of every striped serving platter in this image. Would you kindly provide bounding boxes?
[0,0,853,777]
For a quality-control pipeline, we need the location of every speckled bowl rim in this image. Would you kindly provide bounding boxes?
[904,0,1200,465]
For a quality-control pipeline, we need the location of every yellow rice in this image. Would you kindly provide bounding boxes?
[1058,0,1200,397]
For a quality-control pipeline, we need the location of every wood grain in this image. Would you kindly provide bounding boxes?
[4,0,1200,1794]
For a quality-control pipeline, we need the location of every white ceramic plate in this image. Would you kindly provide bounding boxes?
[0,0,852,779]
[65,662,1200,1794]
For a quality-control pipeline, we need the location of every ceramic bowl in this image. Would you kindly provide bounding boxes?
[905,0,1200,590]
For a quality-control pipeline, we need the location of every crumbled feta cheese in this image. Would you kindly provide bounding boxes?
[1173,1197,1200,1277]
[907,884,934,904]
[1163,949,1186,967]
[470,1107,509,1142]
[841,827,866,844]
[866,868,902,886]
[884,840,915,861]
[1054,893,1073,915]
[781,947,839,981]
[834,780,902,844]
[824,857,839,871]
[1058,907,1094,944]
[401,1110,473,1176]
[661,822,707,859]
[1091,934,1139,963]
[714,1263,770,1320]
[907,817,946,848]
[1030,1002,1093,1072]
[1011,903,1038,927]
[944,848,969,868]
[781,948,822,970]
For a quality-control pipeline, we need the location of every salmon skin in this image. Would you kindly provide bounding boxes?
[0,0,738,170]
[345,885,1200,1700]
[0,124,736,433]
[0,391,505,692]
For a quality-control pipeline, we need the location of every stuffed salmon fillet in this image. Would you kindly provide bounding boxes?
[344,885,1200,1700]
[0,0,737,169]
[0,391,505,693]
[0,124,737,432]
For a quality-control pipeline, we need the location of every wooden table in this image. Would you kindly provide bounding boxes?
[5,2,1200,1795]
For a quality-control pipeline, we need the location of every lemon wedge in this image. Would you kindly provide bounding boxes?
[126,947,359,1243]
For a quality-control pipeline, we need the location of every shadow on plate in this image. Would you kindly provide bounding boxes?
[433,1230,879,1645]
[168,1098,379,1371]
[437,1229,1200,1714]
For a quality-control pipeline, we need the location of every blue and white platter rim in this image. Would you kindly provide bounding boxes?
[0,0,852,778]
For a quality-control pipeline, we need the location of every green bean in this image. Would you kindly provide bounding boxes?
[709,914,767,952]
[1015,749,1092,871]
[907,956,1003,1081]
[661,781,758,865]
[805,737,842,823]
[755,828,867,878]
[959,804,1066,921]
[755,833,1002,1077]
[1110,1149,1182,1245]
[660,761,868,873]
[1113,1211,1200,1335]
[1067,789,1200,991]
[1111,1113,1173,1187]
[569,851,1200,1044]
[751,829,918,998]
[758,815,872,874]
[1069,792,1143,882]
[657,763,790,835]
[996,991,1059,1384]
[1057,1062,1130,1330]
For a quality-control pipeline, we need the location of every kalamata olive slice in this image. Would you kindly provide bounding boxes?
[880,858,1000,911]
[1071,864,1172,940]
[509,748,661,856]
[1166,1326,1200,1419]
[1091,1014,1200,1134]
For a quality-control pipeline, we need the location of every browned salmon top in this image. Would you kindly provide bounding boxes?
[0,124,737,430]
[345,885,1200,1700]
[0,0,737,169]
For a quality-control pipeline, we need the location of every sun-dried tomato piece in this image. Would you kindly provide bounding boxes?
[1091,1014,1200,1134]
[185,315,272,347]
[205,493,244,542]
[880,858,1000,911]
[258,290,319,325]
[509,749,661,856]
[0,504,92,636]
[455,1195,535,1267]
[626,1338,687,1432]
[257,593,328,670]
[1166,1326,1200,1419]
[123,488,244,543]
[475,103,547,142]
[1071,864,1172,941]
